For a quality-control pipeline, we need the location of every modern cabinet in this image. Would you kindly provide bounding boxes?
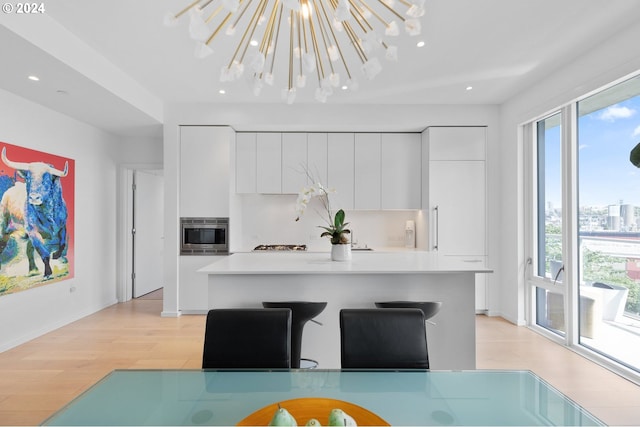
[424,126,488,311]
[236,132,257,194]
[381,133,421,209]
[282,133,308,194]
[256,133,282,194]
[180,126,231,217]
[327,133,355,210]
[307,133,328,185]
[234,131,421,211]
[354,133,381,209]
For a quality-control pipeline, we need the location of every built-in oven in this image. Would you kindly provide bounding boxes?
[180,217,229,255]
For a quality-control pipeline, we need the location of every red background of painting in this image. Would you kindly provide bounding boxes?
[0,142,75,280]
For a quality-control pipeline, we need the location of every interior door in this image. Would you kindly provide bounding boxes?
[133,170,164,298]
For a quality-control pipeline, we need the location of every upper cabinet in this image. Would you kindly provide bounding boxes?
[180,126,233,217]
[234,131,421,210]
[236,132,257,194]
[354,133,381,210]
[381,133,421,209]
[327,133,355,210]
[282,133,308,194]
[256,133,282,194]
[307,133,328,185]
[428,127,486,161]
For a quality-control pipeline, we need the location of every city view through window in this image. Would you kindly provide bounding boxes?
[540,75,640,372]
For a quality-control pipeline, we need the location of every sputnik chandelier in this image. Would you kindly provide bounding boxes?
[165,0,424,103]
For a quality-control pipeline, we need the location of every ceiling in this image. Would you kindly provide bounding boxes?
[1,0,640,137]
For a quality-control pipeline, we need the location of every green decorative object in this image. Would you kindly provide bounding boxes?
[630,142,640,168]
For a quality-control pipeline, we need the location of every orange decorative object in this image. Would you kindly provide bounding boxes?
[236,397,390,426]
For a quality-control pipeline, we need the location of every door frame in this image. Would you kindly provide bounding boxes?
[116,163,162,303]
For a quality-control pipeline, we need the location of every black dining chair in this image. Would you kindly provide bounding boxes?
[339,308,429,369]
[202,308,292,369]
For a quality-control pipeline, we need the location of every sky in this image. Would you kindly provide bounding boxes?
[544,94,640,209]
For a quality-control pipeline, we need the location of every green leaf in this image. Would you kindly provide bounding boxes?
[334,209,345,228]
[631,142,640,168]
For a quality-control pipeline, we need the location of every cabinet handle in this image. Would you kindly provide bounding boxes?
[433,205,439,251]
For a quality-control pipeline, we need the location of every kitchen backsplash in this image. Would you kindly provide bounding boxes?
[236,194,419,251]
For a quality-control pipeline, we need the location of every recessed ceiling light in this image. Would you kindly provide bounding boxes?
[416,41,425,48]
[466,86,473,91]
[341,85,348,90]
[249,40,259,47]
[219,89,226,95]
[28,75,40,81]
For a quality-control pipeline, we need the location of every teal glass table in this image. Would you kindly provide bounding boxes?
[42,369,603,426]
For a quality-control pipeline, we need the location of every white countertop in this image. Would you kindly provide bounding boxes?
[198,251,492,275]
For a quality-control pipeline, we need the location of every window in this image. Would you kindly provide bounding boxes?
[527,73,640,376]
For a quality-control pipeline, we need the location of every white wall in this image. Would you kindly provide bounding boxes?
[163,104,500,316]
[0,88,160,351]
[497,21,640,325]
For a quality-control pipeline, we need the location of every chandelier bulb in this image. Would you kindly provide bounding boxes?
[328,45,340,62]
[188,8,209,41]
[264,73,275,86]
[385,45,398,61]
[362,57,382,80]
[194,42,214,58]
[405,19,422,36]
[385,21,399,37]
[163,12,179,27]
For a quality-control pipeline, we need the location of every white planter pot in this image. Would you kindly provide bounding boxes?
[331,244,352,261]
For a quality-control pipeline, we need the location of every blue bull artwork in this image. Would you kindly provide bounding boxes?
[0,145,73,294]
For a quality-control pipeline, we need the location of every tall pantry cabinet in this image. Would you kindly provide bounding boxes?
[422,127,488,312]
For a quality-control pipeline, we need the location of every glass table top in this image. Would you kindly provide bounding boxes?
[43,369,603,426]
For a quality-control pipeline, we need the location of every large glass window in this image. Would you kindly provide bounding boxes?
[577,75,640,370]
[528,73,640,376]
[534,113,565,334]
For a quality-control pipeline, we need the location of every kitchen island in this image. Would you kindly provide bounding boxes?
[199,251,491,370]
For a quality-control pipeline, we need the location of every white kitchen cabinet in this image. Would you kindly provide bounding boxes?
[354,133,381,209]
[429,160,486,255]
[282,133,308,194]
[428,127,486,161]
[424,126,488,311]
[256,132,282,193]
[381,133,421,209]
[327,133,354,210]
[180,126,231,217]
[235,132,257,193]
[307,133,328,185]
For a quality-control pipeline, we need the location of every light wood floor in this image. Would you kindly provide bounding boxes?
[1,299,639,426]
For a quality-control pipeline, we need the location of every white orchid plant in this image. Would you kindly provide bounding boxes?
[295,180,350,245]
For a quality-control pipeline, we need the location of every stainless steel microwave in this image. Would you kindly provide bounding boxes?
[180,217,229,255]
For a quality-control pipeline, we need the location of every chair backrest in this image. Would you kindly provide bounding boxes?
[340,308,429,369]
[202,308,292,369]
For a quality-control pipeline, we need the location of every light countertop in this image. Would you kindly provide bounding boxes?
[197,251,492,275]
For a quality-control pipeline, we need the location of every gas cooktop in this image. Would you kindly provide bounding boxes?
[253,244,307,251]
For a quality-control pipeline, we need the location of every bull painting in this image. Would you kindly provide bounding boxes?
[0,145,71,290]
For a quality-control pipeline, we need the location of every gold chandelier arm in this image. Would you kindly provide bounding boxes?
[259,0,279,54]
[172,0,202,19]
[306,13,325,83]
[229,0,255,29]
[235,0,269,64]
[268,3,285,75]
[316,0,353,79]
[310,0,336,74]
[206,12,235,45]
[289,9,295,89]
[297,14,304,78]
[341,20,368,63]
